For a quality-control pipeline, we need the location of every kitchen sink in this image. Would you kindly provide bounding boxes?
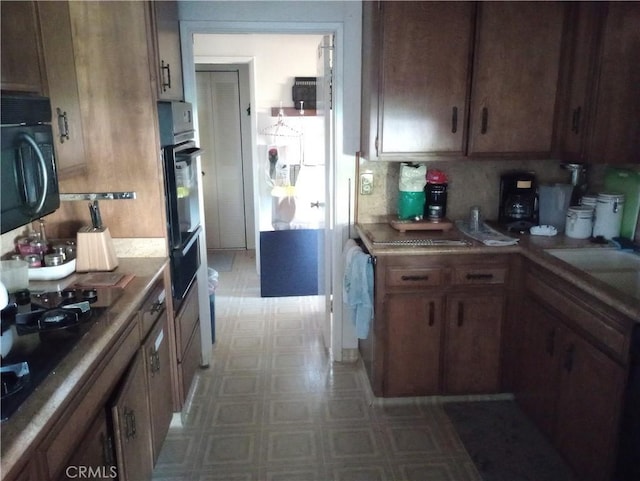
[544,248,640,300]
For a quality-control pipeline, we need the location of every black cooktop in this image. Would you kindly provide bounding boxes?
[0,287,123,422]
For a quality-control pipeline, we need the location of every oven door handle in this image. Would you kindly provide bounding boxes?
[174,226,201,257]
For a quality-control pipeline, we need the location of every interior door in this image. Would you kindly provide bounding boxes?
[196,70,247,249]
[317,35,333,353]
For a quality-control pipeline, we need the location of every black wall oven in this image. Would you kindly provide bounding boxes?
[1,94,60,234]
[158,101,203,303]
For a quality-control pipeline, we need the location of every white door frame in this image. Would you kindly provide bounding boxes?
[181,21,346,363]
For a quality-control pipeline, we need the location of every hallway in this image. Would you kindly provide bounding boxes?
[151,250,480,481]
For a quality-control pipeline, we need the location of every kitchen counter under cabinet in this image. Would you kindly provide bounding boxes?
[0,257,170,481]
[356,222,638,481]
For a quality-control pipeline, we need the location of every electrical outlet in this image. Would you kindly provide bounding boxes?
[360,172,374,195]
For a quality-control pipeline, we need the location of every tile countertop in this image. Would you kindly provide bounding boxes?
[0,257,169,476]
[356,222,640,322]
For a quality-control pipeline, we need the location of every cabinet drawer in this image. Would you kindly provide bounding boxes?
[176,279,199,361]
[180,320,201,399]
[386,267,444,288]
[139,278,166,340]
[452,266,507,285]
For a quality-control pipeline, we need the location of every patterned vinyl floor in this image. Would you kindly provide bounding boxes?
[151,250,483,481]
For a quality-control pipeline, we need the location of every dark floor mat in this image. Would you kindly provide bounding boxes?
[208,251,235,273]
[443,400,575,481]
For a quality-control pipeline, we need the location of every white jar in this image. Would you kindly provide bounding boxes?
[565,206,594,239]
[580,195,597,210]
[592,193,625,239]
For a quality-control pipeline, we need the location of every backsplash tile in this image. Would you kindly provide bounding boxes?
[356,160,636,224]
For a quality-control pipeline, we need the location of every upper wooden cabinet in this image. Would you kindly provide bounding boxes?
[361,1,566,161]
[362,1,474,161]
[467,2,565,158]
[1,1,46,94]
[148,0,184,101]
[587,2,640,164]
[36,1,88,178]
[554,2,602,163]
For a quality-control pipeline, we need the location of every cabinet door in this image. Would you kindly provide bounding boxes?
[555,330,625,481]
[514,298,561,439]
[587,2,640,165]
[149,0,184,101]
[384,293,442,396]
[144,312,173,463]
[555,2,602,162]
[468,2,565,157]
[0,1,46,94]
[373,1,474,159]
[59,410,116,481]
[444,293,503,394]
[111,352,153,481]
[36,1,88,178]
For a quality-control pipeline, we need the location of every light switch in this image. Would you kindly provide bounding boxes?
[360,172,374,195]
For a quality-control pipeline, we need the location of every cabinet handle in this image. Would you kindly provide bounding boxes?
[428,301,435,326]
[457,301,464,327]
[124,408,137,439]
[564,344,575,373]
[101,433,115,467]
[401,275,429,281]
[374,136,379,158]
[545,328,555,356]
[161,60,172,92]
[451,106,458,133]
[56,107,70,143]
[466,273,494,281]
[481,107,488,134]
[150,349,161,375]
[571,106,582,133]
[150,300,164,315]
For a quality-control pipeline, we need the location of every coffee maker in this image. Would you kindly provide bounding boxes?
[499,172,538,231]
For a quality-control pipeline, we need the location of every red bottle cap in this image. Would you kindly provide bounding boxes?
[426,169,448,184]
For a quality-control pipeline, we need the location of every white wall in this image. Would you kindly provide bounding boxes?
[179,1,363,360]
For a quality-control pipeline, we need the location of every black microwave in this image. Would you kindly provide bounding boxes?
[1,94,60,234]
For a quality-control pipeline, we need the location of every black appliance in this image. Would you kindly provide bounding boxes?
[424,183,448,220]
[498,171,538,231]
[1,94,60,234]
[0,287,123,422]
[157,101,203,303]
[616,325,640,481]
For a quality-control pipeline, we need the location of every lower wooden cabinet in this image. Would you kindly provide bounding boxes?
[366,254,508,397]
[385,293,442,396]
[58,410,116,481]
[144,312,173,463]
[111,351,154,481]
[444,293,503,394]
[175,279,201,403]
[515,266,630,481]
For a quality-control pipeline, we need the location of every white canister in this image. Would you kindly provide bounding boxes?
[592,193,625,239]
[565,206,594,239]
[580,195,597,209]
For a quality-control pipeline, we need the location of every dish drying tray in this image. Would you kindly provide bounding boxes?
[455,221,519,246]
[372,239,471,247]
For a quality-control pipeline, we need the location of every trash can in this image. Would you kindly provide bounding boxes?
[208,268,218,343]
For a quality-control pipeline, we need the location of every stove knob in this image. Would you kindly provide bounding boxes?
[61,289,77,299]
[81,289,98,302]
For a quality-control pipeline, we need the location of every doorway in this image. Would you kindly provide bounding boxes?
[192,33,333,349]
[196,66,252,250]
